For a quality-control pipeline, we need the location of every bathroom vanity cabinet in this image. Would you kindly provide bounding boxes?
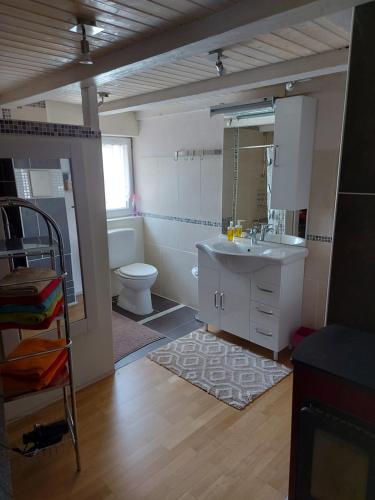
[197,247,305,360]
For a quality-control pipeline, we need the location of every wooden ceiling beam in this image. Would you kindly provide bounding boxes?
[0,0,362,106]
[99,48,348,114]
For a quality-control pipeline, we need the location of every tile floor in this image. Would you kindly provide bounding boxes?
[113,294,202,369]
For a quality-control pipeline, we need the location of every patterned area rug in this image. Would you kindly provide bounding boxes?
[147,330,292,409]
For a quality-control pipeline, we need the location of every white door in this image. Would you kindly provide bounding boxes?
[198,266,220,327]
[220,269,251,340]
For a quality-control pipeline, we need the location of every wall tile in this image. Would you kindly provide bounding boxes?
[338,3,375,194]
[177,157,201,219]
[308,150,339,237]
[158,247,198,308]
[328,193,375,331]
[143,217,179,249]
[200,156,222,222]
[176,223,220,254]
[158,158,179,216]
[301,278,319,329]
[144,243,161,295]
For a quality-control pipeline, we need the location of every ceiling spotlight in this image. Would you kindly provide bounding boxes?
[79,24,93,65]
[209,49,225,77]
[98,92,110,107]
[70,19,104,65]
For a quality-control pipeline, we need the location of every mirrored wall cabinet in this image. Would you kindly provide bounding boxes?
[221,94,317,246]
[271,95,317,211]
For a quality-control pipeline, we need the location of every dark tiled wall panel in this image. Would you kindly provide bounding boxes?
[328,2,375,332]
[339,3,375,193]
[328,194,375,330]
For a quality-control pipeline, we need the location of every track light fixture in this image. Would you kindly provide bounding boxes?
[98,92,110,107]
[285,81,296,92]
[209,49,225,77]
[79,24,93,65]
[70,18,104,65]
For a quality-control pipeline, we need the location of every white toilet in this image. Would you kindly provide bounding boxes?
[107,228,158,315]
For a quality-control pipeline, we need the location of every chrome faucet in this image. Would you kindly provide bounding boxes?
[244,227,258,245]
[259,223,273,241]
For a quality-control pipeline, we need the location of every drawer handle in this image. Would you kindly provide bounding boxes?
[256,328,273,337]
[256,307,274,316]
[214,291,219,309]
[220,292,225,310]
[257,285,274,294]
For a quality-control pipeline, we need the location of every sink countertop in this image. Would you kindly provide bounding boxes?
[196,234,308,271]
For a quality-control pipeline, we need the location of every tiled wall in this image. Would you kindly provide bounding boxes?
[301,75,346,328]
[328,4,375,332]
[133,110,224,308]
[134,77,346,325]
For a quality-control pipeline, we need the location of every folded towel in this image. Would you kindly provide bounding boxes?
[0,291,62,325]
[0,268,61,306]
[2,352,68,393]
[0,284,62,314]
[1,338,67,379]
[0,297,63,330]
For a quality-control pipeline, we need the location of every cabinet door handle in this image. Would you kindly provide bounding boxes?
[214,291,219,309]
[256,328,273,337]
[256,307,274,316]
[257,285,274,294]
[220,292,225,310]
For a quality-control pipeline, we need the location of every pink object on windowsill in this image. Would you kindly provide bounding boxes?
[291,327,316,348]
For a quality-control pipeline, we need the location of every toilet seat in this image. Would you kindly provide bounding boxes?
[117,263,157,280]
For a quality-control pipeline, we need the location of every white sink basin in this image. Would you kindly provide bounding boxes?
[196,235,308,273]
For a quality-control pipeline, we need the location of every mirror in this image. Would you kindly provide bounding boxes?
[0,157,86,326]
[222,115,307,246]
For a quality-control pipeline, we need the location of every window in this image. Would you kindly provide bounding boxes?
[102,137,133,217]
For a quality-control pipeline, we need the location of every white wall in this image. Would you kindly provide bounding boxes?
[46,100,139,136]
[133,110,223,308]
[0,134,114,420]
[133,75,346,327]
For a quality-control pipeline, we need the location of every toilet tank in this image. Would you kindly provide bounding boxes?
[107,228,136,269]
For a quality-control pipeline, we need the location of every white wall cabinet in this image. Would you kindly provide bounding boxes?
[198,250,305,360]
[271,95,317,211]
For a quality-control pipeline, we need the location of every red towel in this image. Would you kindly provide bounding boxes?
[0,278,62,306]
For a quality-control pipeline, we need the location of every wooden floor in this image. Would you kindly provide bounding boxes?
[8,333,293,500]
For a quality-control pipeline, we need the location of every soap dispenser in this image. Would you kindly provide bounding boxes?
[236,220,245,237]
[227,221,234,241]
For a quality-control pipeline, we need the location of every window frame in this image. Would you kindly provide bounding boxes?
[102,136,134,218]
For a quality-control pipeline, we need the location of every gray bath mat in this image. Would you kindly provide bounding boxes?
[147,329,292,410]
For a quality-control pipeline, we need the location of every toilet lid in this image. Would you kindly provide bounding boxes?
[118,263,158,279]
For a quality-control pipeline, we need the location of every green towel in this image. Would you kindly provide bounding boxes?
[0,291,62,325]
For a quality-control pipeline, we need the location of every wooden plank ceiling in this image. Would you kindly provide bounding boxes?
[0,0,350,106]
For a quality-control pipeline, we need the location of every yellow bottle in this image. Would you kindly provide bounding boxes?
[227,221,234,241]
[235,223,241,237]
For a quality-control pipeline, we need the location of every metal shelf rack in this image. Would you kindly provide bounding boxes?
[0,196,80,471]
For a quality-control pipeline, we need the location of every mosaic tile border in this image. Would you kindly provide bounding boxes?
[0,119,101,139]
[140,212,222,228]
[306,234,333,243]
[136,214,333,243]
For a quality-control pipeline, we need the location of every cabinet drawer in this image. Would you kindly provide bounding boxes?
[251,281,280,307]
[253,265,281,285]
[250,322,277,350]
[251,301,279,327]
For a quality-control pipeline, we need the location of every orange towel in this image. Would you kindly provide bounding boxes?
[2,354,68,393]
[1,338,67,379]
